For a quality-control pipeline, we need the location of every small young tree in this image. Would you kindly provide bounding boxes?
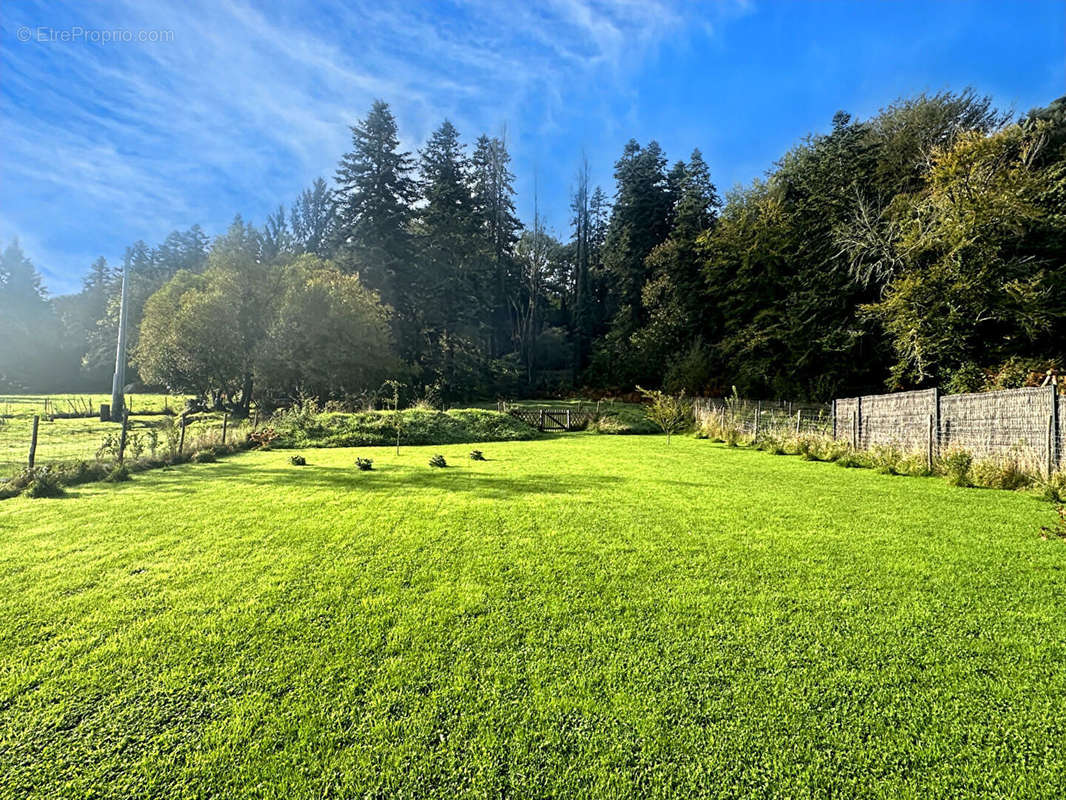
[383,379,405,454]
[637,385,693,444]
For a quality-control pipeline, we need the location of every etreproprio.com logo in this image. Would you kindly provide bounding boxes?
[16,26,175,44]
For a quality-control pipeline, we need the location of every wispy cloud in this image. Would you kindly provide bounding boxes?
[1,0,740,293]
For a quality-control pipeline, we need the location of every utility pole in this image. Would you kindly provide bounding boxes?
[110,260,129,422]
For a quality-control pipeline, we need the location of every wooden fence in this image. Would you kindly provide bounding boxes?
[833,385,1062,476]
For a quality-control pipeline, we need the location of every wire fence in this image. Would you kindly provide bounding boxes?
[694,398,834,438]
[0,411,253,479]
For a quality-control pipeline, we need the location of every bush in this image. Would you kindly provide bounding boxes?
[249,427,279,450]
[355,457,373,471]
[469,450,486,461]
[190,450,216,463]
[105,465,132,482]
[1040,472,1066,503]
[971,454,1032,490]
[589,415,627,435]
[723,425,744,448]
[755,433,787,455]
[429,454,447,468]
[289,454,307,466]
[834,450,869,469]
[25,467,65,498]
[940,449,974,487]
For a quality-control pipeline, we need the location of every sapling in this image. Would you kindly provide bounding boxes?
[383,379,405,455]
[636,386,693,444]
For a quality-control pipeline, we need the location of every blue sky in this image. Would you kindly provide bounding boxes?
[2,0,1063,295]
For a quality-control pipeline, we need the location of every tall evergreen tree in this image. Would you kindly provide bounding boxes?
[591,140,673,384]
[630,149,722,389]
[333,100,417,311]
[569,157,594,377]
[471,134,521,357]
[0,240,60,390]
[415,120,482,393]
[290,178,334,257]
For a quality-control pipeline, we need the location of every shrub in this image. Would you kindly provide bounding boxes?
[128,432,145,461]
[249,427,279,450]
[355,457,373,471]
[469,450,486,461]
[96,432,120,461]
[723,424,744,448]
[25,467,65,498]
[190,450,216,463]
[756,433,787,455]
[870,445,906,475]
[971,454,1032,491]
[290,454,307,466]
[589,415,626,435]
[58,460,105,485]
[834,450,868,469]
[105,465,132,482]
[429,454,447,468]
[1040,472,1066,503]
[940,449,974,487]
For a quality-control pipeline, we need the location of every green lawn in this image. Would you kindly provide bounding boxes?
[1,436,1064,798]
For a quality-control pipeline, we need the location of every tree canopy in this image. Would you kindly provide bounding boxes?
[4,90,1064,404]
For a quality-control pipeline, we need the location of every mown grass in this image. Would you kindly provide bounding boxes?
[1,436,1064,798]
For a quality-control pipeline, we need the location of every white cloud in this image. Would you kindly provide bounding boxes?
[1,0,744,293]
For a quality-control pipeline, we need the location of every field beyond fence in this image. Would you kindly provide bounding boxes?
[0,394,252,478]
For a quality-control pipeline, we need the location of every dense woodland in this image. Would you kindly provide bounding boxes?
[2,89,1064,408]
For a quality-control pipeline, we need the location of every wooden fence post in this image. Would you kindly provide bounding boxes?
[795,410,801,436]
[753,401,761,442]
[28,415,39,469]
[222,413,229,445]
[118,410,130,464]
[178,416,187,456]
[566,409,571,431]
[851,410,858,449]
[832,399,837,439]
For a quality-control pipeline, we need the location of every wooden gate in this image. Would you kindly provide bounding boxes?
[507,408,588,432]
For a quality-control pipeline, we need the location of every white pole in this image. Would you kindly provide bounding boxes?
[110,261,129,421]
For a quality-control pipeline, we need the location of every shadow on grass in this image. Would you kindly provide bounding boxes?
[233,463,625,498]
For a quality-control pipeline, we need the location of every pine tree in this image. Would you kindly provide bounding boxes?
[333,100,417,308]
[0,240,59,390]
[570,157,594,377]
[414,120,489,394]
[471,134,521,357]
[290,178,334,257]
[602,140,673,322]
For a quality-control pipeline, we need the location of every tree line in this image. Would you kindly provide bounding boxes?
[2,89,1063,407]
